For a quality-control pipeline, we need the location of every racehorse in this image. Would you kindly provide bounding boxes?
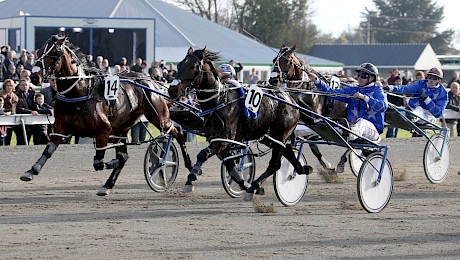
[269,45,348,170]
[168,47,311,196]
[22,34,193,195]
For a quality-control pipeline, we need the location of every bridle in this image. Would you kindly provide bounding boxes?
[33,37,92,96]
[171,53,224,102]
[271,48,302,81]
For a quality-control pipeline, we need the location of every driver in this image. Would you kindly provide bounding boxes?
[307,63,387,173]
[384,67,448,125]
[218,63,256,120]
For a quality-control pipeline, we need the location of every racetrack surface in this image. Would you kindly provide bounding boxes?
[1,138,459,259]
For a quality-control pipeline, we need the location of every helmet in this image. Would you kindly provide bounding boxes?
[426,67,443,79]
[355,62,379,77]
[218,64,236,78]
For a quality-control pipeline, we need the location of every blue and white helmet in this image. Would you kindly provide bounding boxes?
[218,63,236,78]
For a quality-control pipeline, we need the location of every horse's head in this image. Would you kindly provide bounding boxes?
[31,34,78,86]
[168,47,220,101]
[269,44,303,86]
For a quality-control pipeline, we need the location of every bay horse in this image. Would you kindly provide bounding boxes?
[21,34,193,195]
[270,45,348,170]
[168,47,311,197]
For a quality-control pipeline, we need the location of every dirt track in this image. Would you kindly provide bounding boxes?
[1,138,460,259]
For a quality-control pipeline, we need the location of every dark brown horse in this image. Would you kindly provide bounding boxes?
[21,35,192,195]
[168,47,311,198]
[269,45,348,170]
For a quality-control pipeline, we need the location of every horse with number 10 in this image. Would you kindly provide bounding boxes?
[168,47,312,200]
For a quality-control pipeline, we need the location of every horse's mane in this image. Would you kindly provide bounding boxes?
[193,48,221,79]
[65,40,87,64]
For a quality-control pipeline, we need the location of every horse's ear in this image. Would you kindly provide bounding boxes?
[291,44,297,52]
[187,47,193,54]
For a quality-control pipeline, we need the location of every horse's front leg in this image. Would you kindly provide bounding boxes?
[93,129,111,171]
[170,126,193,171]
[20,133,69,181]
[97,138,129,196]
[183,142,224,192]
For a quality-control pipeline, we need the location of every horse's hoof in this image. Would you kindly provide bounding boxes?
[335,163,345,173]
[96,187,110,196]
[255,187,265,195]
[20,171,34,181]
[183,184,194,193]
[243,192,254,202]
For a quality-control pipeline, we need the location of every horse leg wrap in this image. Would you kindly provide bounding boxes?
[32,142,57,174]
[93,157,104,171]
[336,150,349,174]
[190,164,202,176]
[105,152,129,170]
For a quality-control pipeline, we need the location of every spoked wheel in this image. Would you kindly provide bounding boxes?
[357,152,393,213]
[274,149,308,207]
[349,149,363,177]
[144,135,180,192]
[423,133,450,183]
[220,147,256,198]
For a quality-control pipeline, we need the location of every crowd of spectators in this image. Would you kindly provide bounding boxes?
[0,44,179,145]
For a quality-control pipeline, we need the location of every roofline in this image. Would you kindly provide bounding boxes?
[110,0,124,18]
[142,0,195,46]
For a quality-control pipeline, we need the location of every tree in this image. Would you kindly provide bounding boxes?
[167,0,318,53]
[361,0,454,53]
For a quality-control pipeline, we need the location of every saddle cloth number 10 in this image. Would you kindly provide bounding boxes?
[245,84,264,113]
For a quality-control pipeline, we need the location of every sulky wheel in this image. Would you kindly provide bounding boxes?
[273,149,309,207]
[144,135,179,192]
[423,133,450,184]
[220,146,256,198]
[357,152,393,213]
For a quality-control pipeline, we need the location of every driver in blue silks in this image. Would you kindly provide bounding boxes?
[384,67,448,125]
[218,63,256,120]
[307,62,388,173]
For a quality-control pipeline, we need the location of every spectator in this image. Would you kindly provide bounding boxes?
[131,58,143,73]
[32,93,53,144]
[20,69,37,91]
[0,96,11,145]
[0,97,11,115]
[152,67,166,82]
[385,67,448,126]
[415,71,425,81]
[24,53,34,71]
[141,60,148,75]
[166,63,177,83]
[248,68,259,84]
[130,118,149,144]
[447,71,460,87]
[16,64,24,79]
[101,59,111,74]
[386,76,404,138]
[387,68,400,85]
[3,50,15,71]
[96,56,104,69]
[1,79,19,145]
[402,70,413,85]
[114,64,122,74]
[229,60,243,79]
[40,75,57,106]
[86,55,96,67]
[445,82,460,136]
[3,63,19,81]
[15,79,38,145]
